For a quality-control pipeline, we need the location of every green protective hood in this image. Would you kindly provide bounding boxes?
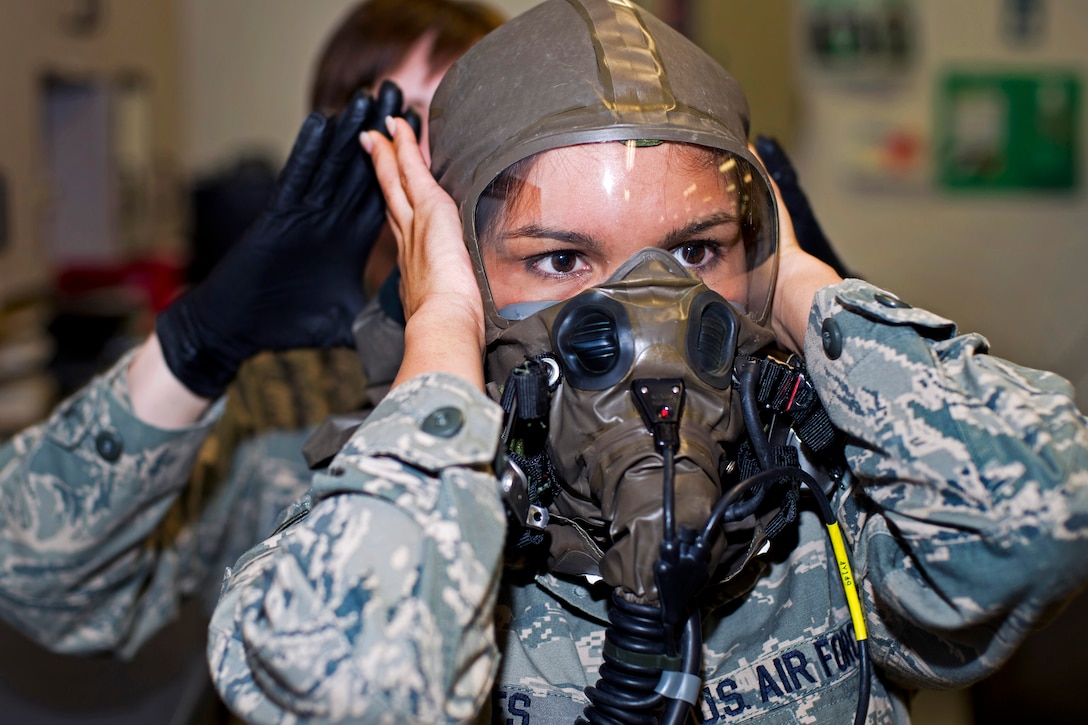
[428,0,779,336]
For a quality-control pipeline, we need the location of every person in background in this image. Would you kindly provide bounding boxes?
[0,0,502,661]
[207,1,1088,723]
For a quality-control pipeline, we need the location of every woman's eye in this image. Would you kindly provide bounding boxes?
[536,251,580,275]
[672,243,713,268]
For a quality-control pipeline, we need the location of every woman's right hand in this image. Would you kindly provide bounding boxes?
[363,117,486,390]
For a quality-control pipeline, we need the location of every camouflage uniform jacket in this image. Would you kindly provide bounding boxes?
[207,278,1088,724]
[0,348,341,657]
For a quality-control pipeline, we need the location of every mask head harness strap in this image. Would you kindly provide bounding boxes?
[496,356,562,563]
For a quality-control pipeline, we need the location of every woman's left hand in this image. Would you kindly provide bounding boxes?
[749,143,842,355]
[363,117,486,390]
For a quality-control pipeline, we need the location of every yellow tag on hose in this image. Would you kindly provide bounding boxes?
[827,521,868,641]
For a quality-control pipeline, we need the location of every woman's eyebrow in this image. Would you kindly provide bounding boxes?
[499,224,603,251]
[495,211,739,250]
[661,211,741,247]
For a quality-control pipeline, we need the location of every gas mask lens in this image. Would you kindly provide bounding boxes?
[471,140,778,329]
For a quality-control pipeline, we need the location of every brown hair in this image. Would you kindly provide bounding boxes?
[308,0,504,115]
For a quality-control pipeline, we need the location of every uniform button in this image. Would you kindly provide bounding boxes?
[95,431,124,462]
[821,318,843,360]
[421,407,464,437]
[874,292,911,309]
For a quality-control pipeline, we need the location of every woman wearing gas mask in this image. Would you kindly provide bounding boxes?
[208,1,1088,723]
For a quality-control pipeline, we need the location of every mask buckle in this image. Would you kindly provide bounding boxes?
[498,457,550,531]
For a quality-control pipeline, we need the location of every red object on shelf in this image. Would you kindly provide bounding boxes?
[54,255,187,313]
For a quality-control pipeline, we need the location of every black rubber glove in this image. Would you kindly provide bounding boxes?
[157,81,421,398]
[755,135,853,279]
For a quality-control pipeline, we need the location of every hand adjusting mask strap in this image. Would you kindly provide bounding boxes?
[488,248,780,605]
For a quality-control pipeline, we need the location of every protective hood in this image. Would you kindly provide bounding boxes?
[428,0,779,335]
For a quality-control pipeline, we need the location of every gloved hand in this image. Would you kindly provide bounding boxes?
[157,81,420,398]
[754,135,852,279]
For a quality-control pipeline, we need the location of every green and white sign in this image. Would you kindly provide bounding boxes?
[936,70,1080,191]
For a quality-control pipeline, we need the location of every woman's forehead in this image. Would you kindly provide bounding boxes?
[501,142,740,223]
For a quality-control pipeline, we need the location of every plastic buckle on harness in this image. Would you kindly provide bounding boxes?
[746,355,839,454]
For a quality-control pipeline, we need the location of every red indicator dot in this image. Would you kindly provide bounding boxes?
[660,406,671,418]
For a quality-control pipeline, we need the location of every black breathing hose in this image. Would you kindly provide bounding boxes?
[581,363,870,724]
[579,593,668,724]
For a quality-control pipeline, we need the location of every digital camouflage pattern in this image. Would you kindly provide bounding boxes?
[804,279,1088,690]
[0,346,364,657]
[0,347,221,655]
[0,289,390,663]
[209,372,506,724]
[205,279,1088,724]
[1,279,1085,721]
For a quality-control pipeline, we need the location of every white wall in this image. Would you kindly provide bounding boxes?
[789,0,1088,406]
[177,0,542,175]
[0,0,182,302]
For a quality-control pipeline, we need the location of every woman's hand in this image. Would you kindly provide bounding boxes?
[749,144,842,355]
[154,86,412,400]
[363,117,486,390]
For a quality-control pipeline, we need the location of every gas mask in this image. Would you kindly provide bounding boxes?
[487,248,776,604]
